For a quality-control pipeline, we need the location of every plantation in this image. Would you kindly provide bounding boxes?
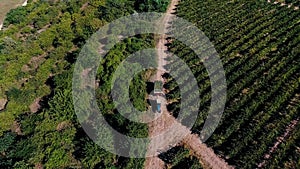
[0,0,171,168]
[269,0,300,6]
[0,0,299,168]
[164,0,300,168]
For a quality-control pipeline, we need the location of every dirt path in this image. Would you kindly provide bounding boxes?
[258,117,300,168]
[155,0,179,79]
[183,134,234,169]
[145,104,233,169]
[145,157,166,169]
[144,0,233,169]
[145,1,180,168]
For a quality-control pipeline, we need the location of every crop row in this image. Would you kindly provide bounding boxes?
[164,0,300,168]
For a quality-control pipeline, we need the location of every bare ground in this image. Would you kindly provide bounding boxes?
[29,97,41,113]
[0,98,8,111]
[183,134,234,169]
[145,1,181,168]
[144,0,233,169]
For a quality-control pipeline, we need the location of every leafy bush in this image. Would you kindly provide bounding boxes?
[135,0,169,12]
[4,7,28,26]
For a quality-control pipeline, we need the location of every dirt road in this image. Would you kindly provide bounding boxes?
[145,1,180,168]
[144,0,233,169]
[156,0,179,76]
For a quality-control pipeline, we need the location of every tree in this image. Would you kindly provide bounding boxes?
[4,7,28,26]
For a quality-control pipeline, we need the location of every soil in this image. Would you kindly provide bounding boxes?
[0,98,8,111]
[11,120,23,135]
[29,98,41,113]
[144,0,233,168]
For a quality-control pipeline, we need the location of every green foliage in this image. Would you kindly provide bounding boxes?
[164,0,300,168]
[158,146,203,168]
[6,87,32,104]
[130,72,148,112]
[0,0,163,167]
[0,133,15,153]
[98,0,135,21]
[4,7,28,26]
[0,133,15,168]
[135,0,170,12]
[77,138,116,168]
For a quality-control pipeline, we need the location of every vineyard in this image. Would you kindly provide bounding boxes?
[0,0,299,168]
[163,0,300,168]
[0,0,167,168]
[159,146,203,168]
[269,0,300,6]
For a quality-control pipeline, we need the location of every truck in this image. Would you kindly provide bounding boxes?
[154,81,163,94]
[156,99,161,113]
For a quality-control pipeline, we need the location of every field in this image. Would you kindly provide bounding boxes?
[164,0,300,168]
[0,0,299,168]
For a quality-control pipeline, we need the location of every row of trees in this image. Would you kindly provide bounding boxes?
[0,0,171,168]
[159,146,203,168]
